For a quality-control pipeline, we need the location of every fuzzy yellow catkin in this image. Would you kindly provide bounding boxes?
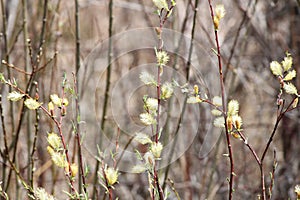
[152,0,169,11]
[104,167,119,186]
[227,100,239,116]
[213,4,225,30]
[65,163,78,177]
[161,82,174,100]
[156,51,170,66]
[294,185,300,198]
[194,85,199,95]
[48,102,54,113]
[227,116,233,132]
[151,142,163,158]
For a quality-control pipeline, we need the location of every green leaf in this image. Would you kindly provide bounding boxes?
[134,149,143,161]
[171,0,176,6]
[211,48,218,56]
[0,73,6,83]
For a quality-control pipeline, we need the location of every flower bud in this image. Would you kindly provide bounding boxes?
[65,163,78,177]
[151,142,163,158]
[227,116,233,132]
[48,102,55,117]
[104,167,119,186]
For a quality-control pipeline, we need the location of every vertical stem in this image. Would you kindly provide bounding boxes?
[259,112,284,200]
[22,0,32,187]
[0,0,14,134]
[186,0,199,80]
[163,0,199,196]
[0,0,9,189]
[207,1,234,199]
[0,95,9,190]
[156,61,161,143]
[38,0,48,52]
[5,0,49,192]
[162,0,192,190]
[92,0,113,198]
[74,0,86,194]
[152,5,174,199]
[29,84,40,189]
[260,164,265,200]
[74,0,80,76]
[155,8,164,143]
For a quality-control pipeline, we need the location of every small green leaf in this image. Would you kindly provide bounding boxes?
[211,48,218,56]
[0,73,6,83]
[171,0,176,6]
[134,149,143,161]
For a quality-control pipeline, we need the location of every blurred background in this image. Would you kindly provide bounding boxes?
[0,0,299,199]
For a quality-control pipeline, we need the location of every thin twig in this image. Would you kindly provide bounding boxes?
[258,99,295,200]
[0,95,9,190]
[5,0,49,192]
[72,73,87,194]
[2,61,31,75]
[207,1,234,199]
[223,0,251,81]
[163,0,199,197]
[3,76,77,194]
[162,0,192,190]
[93,0,114,198]
[74,0,86,194]
[29,83,40,188]
[268,150,277,199]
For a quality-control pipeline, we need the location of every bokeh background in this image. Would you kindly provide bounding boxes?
[0,0,299,199]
